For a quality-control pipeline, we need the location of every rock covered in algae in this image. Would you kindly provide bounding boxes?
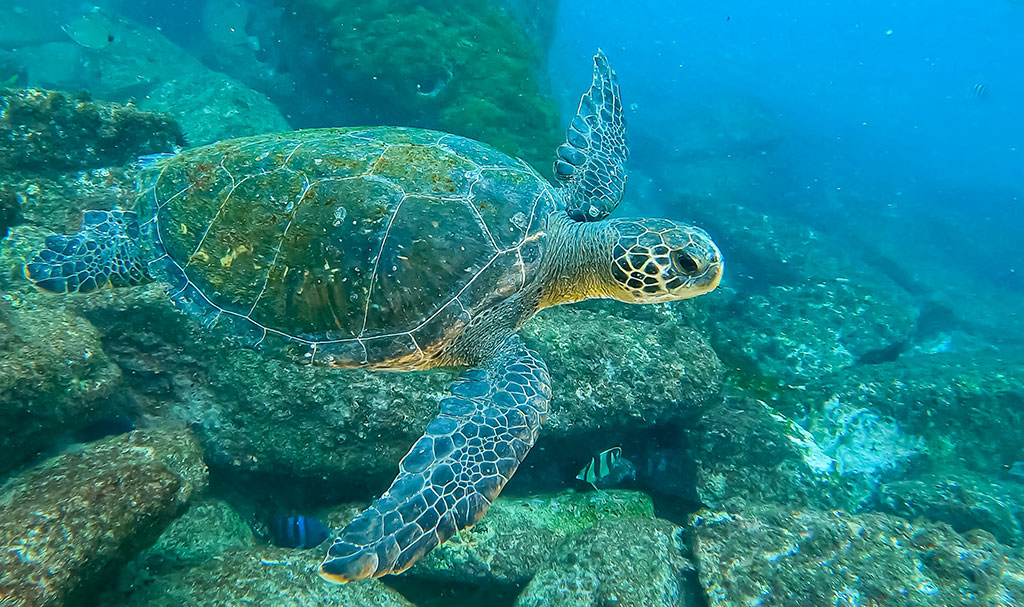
[67,277,722,484]
[282,0,561,170]
[112,546,413,607]
[681,397,846,512]
[0,88,183,171]
[0,297,123,474]
[689,505,1024,607]
[798,349,1024,474]
[408,490,656,587]
[692,203,918,383]
[0,428,207,607]
[8,10,289,145]
[515,516,701,607]
[878,469,1024,547]
[1,167,135,235]
[132,498,257,572]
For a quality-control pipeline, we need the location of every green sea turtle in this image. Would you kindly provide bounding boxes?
[25,51,723,582]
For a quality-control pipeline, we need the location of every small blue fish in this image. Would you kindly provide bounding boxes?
[269,515,331,549]
[576,446,637,490]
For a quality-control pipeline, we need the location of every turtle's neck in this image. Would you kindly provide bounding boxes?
[537,213,617,309]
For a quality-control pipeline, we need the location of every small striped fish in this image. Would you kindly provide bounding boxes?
[269,515,331,549]
[577,446,623,488]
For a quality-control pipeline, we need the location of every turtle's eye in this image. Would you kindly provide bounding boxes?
[672,250,700,275]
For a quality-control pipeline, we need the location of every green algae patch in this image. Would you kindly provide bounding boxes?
[0,88,183,172]
[516,516,700,607]
[108,547,413,607]
[409,490,655,587]
[285,0,562,171]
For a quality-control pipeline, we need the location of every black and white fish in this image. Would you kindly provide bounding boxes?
[576,446,637,490]
[269,515,331,549]
[968,83,988,100]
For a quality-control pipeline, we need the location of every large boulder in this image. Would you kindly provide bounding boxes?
[796,349,1024,474]
[0,297,124,474]
[689,203,919,383]
[407,490,656,587]
[131,498,257,573]
[8,9,289,144]
[0,88,183,172]
[109,547,413,607]
[878,469,1024,547]
[680,397,845,511]
[689,505,1024,607]
[0,428,207,607]
[515,516,701,607]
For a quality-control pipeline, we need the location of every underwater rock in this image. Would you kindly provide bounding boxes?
[690,203,918,384]
[0,427,207,607]
[111,546,413,607]
[515,516,701,607]
[799,349,1024,476]
[9,10,289,144]
[689,505,1024,607]
[0,187,17,237]
[1,167,135,234]
[65,284,721,484]
[409,490,656,587]
[525,302,723,447]
[0,88,184,172]
[132,498,256,573]
[0,296,124,475]
[282,0,561,170]
[682,397,849,512]
[878,469,1024,547]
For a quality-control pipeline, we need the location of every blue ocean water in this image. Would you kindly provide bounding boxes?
[1,1,1022,606]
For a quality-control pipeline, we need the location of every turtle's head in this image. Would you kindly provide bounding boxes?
[605,218,723,303]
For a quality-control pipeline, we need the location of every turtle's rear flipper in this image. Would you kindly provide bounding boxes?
[25,210,150,294]
[320,334,550,583]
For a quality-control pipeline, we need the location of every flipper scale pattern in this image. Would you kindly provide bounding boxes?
[320,333,550,583]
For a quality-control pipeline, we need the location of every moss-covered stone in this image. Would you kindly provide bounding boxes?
[878,469,1024,547]
[285,0,561,171]
[134,498,256,572]
[0,428,207,607]
[682,397,847,512]
[0,88,183,171]
[0,296,123,474]
[525,302,724,436]
[795,350,1024,474]
[688,203,918,385]
[515,516,700,607]
[1,167,135,234]
[689,505,1024,607]
[408,490,655,587]
[111,546,412,607]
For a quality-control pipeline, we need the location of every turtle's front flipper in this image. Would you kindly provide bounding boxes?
[320,334,550,583]
[25,210,150,293]
[555,49,628,222]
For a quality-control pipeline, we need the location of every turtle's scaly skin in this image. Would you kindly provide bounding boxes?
[138,127,558,368]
